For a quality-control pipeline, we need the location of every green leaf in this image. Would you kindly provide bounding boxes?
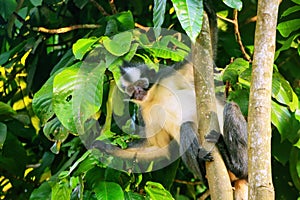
[0,122,7,149]
[30,182,52,200]
[292,0,300,5]
[72,38,99,60]
[102,32,133,56]
[275,33,300,60]
[0,0,17,21]
[144,181,174,200]
[277,19,300,37]
[93,181,124,200]
[222,0,243,11]
[32,74,55,125]
[153,0,167,37]
[271,101,298,141]
[110,11,135,31]
[281,5,300,17]
[0,40,27,67]
[222,58,250,84]
[170,0,203,43]
[30,0,43,7]
[0,101,16,116]
[53,62,106,133]
[43,117,69,142]
[124,191,145,200]
[272,71,298,112]
[52,179,72,200]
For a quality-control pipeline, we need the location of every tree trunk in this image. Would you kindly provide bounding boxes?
[248,0,279,199]
[193,13,233,200]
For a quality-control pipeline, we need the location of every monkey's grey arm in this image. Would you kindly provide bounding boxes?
[180,121,213,180]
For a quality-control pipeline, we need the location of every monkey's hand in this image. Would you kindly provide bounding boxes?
[198,147,213,162]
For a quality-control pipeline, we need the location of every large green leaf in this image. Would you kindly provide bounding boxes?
[171,0,203,43]
[94,181,124,200]
[53,62,106,133]
[102,32,133,56]
[277,19,300,38]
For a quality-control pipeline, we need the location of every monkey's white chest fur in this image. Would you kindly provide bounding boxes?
[137,64,197,148]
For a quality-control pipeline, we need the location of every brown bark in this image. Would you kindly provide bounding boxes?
[193,13,233,200]
[248,0,279,199]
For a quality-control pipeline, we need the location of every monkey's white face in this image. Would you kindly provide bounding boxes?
[120,66,151,100]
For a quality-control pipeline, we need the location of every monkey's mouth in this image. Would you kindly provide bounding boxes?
[133,87,147,101]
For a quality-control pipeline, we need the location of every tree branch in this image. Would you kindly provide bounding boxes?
[248,0,279,199]
[109,0,117,14]
[31,24,101,34]
[193,12,233,200]
[217,11,252,62]
[89,0,110,16]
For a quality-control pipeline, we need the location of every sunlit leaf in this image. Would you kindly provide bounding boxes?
[52,179,72,200]
[53,62,106,133]
[102,32,133,56]
[277,19,300,37]
[72,38,99,60]
[171,0,203,43]
[222,0,243,11]
[144,181,174,200]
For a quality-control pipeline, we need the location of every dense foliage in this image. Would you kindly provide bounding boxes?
[0,0,300,199]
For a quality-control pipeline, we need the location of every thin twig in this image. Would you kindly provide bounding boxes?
[233,10,252,62]
[134,23,150,31]
[174,179,203,185]
[32,24,101,34]
[109,0,117,14]
[90,0,110,16]
[198,190,210,200]
[217,14,235,24]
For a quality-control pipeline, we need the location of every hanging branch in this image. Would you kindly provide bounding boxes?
[217,11,252,62]
[247,0,279,199]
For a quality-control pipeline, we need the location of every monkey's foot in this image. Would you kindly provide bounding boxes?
[198,147,213,162]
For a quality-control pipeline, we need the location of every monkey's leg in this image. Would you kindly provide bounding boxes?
[180,121,213,180]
